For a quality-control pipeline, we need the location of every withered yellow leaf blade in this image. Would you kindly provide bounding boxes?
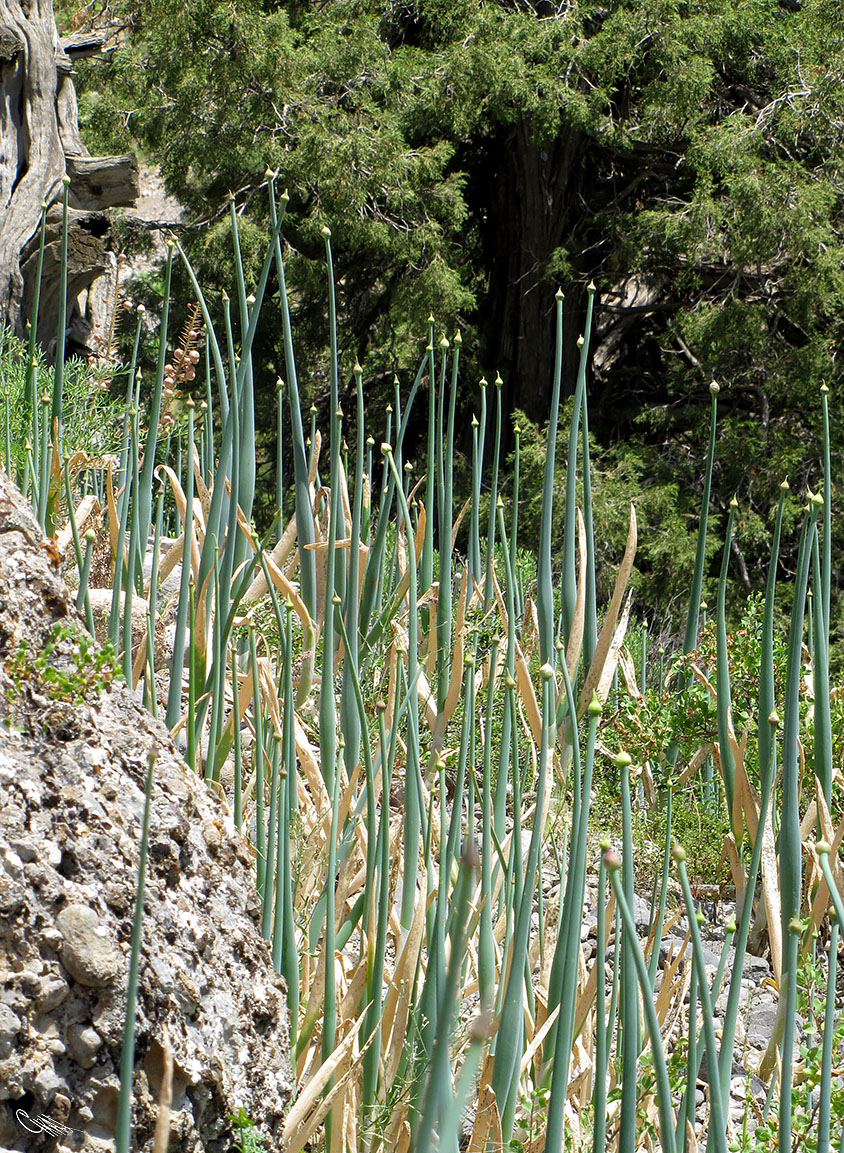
[579,502,637,712]
[282,1013,371,1150]
[467,1084,502,1153]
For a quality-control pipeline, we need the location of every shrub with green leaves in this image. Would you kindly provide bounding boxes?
[0,328,123,477]
[8,620,119,710]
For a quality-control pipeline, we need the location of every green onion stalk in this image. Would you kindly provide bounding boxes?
[674,848,728,1153]
[116,752,156,1153]
[134,242,174,586]
[560,288,593,647]
[48,176,72,507]
[617,749,639,1153]
[544,693,601,1153]
[420,329,437,599]
[593,838,611,1153]
[435,332,460,716]
[269,183,315,621]
[482,372,504,609]
[318,225,341,795]
[383,445,423,933]
[414,843,480,1153]
[715,498,738,832]
[491,661,555,1138]
[683,382,720,656]
[578,284,598,667]
[608,847,677,1153]
[538,290,565,666]
[778,502,818,1153]
[23,202,48,497]
[165,399,195,731]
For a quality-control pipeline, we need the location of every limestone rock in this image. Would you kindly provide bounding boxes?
[55,906,120,989]
[0,469,292,1153]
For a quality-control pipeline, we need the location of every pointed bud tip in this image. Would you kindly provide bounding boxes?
[462,840,481,869]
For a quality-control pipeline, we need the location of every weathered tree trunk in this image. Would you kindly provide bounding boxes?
[479,118,586,424]
[0,0,137,354]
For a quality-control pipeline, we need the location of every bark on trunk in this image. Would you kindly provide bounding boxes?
[0,0,137,355]
[479,119,586,425]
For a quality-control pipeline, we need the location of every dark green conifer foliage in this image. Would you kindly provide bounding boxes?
[76,0,844,627]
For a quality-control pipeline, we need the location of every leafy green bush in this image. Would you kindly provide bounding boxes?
[0,328,123,479]
[8,620,119,708]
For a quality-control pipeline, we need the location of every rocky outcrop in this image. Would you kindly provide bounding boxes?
[0,470,292,1152]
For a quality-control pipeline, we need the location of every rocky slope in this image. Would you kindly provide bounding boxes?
[0,470,292,1153]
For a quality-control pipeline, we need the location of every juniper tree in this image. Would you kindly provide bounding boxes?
[75,0,844,620]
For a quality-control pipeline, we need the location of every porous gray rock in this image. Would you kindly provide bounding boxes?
[0,469,293,1153]
[55,906,120,989]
